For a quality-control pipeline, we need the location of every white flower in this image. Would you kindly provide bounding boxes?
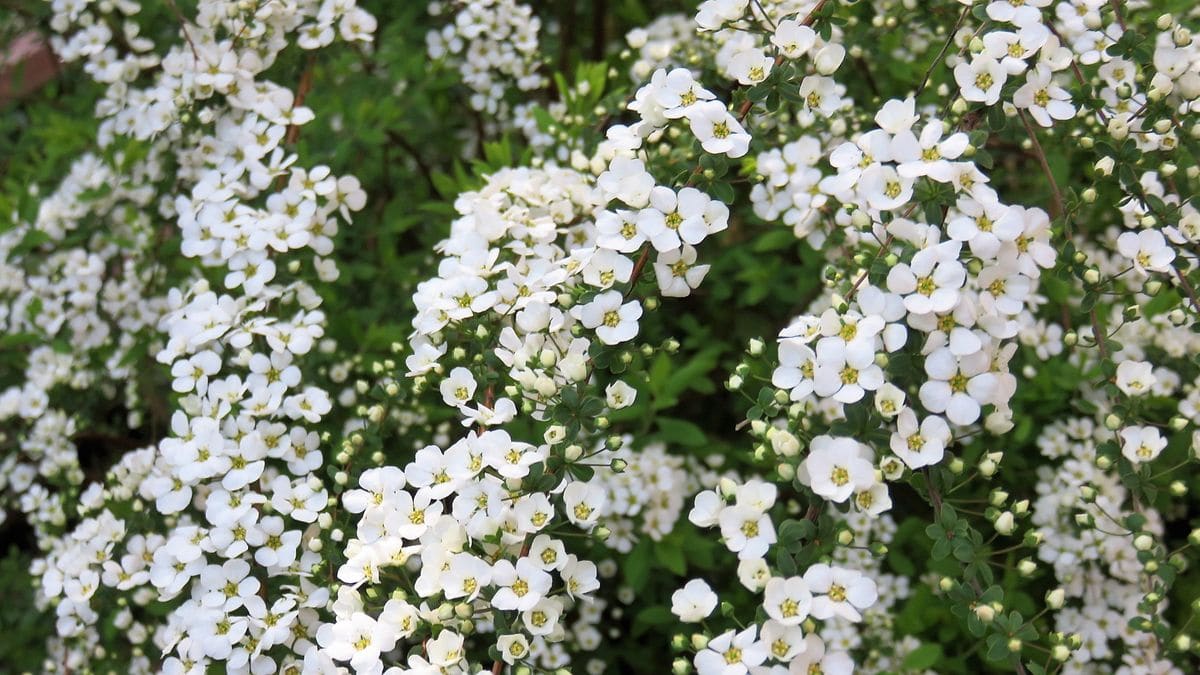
[695,626,767,675]
[439,367,477,408]
[955,56,1006,104]
[986,0,1050,26]
[605,380,637,409]
[170,350,221,394]
[890,409,951,469]
[772,20,817,58]
[491,558,552,611]
[729,47,773,85]
[886,241,966,315]
[687,101,751,158]
[1013,66,1075,127]
[787,635,854,674]
[695,0,749,31]
[717,503,777,559]
[597,157,655,208]
[654,245,711,297]
[803,563,878,622]
[859,164,913,211]
[497,633,531,665]
[1120,426,1167,464]
[563,481,607,529]
[763,576,813,625]
[811,336,884,403]
[919,348,997,426]
[761,619,807,661]
[1117,229,1175,275]
[1115,360,1156,397]
[798,75,842,116]
[874,383,907,418]
[638,186,713,251]
[574,291,643,345]
[671,579,719,622]
[773,339,817,401]
[800,436,876,503]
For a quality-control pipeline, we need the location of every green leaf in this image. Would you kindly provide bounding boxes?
[901,643,943,670]
[624,540,653,592]
[656,417,708,447]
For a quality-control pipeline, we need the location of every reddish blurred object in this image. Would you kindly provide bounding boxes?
[0,32,60,105]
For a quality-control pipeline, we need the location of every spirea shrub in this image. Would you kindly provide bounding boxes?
[2,0,1200,673]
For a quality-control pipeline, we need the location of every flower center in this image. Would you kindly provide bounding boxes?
[831,466,850,486]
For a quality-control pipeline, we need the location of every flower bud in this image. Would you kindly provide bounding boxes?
[1052,645,1070,661]
[1046,588,1065,609]
[979,458,997,477]
[777,463,795,481]
[1095,157,1115,176]
[1018,558,1037,576]
[814,43,846,75]
[1081,188,1097,203]
[974,604,995,623]
[994,511,1016,535]
[1134,534,1154,551]
[690,634,709,651]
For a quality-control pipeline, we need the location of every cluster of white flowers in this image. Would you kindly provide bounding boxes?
[320,123,738,665]
[426,0,546,114]
[4,0,1200,672]
[0,147,164,531]
[17,1,373,672]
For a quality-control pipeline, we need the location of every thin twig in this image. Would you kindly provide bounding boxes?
[164,0,199,61]
[916,5,970,97]
[1109,0,1127,30]
[1174,266,1200,315]
[1017,109,1065,218]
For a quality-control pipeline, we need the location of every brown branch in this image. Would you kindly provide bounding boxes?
[1174,266,1200,315]
[1109,0,1127,30]
[285,54,317,146]
[1017,109,1065,219]
[164,0,199,61]
[623,245,651,301]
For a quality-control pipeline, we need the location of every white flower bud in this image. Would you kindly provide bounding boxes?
[1046,588,1065,609]
[994,511,1015,535]
[974,604,995,623]
[814,44,846,74]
